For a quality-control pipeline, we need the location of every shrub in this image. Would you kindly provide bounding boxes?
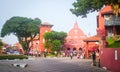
[0,54,28,60]
[106,37,120,48]
[113,35,120,42]
[47,53,55,57]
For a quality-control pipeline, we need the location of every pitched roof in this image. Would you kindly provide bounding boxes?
[100,5,113,15]
[84,35,101,42]
[40,22,53,27]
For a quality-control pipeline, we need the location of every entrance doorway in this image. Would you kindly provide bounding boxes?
[73,48,76,51]
[67,48,70,50]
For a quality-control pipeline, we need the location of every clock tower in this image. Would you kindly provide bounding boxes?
[39,22,53,53]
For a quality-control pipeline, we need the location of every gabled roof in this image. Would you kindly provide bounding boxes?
[84,35,101,42]
[40,22,53,27]
[100,5,113,15]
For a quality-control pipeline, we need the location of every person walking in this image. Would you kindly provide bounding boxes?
[70,52,73,59]
[96,50,100,67]
[92,51,96,66]
[77,48,82,59]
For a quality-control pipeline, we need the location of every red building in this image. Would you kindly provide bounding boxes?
[29,35,40,55]
[97,6,120,72]
[15,22,53,55]
[64,22,87,51]
[83,6,120,72]
[39,22,53,53]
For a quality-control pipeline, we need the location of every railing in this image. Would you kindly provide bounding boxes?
[104,15,120,26]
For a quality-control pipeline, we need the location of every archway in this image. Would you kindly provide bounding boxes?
[73,48,76,51]
[67,48,70,50]
[79,48,82,51]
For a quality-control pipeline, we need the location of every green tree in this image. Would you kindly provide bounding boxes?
[51,40,61,52]
[0,39,3,54]
[43,32,53,50]
[1,16,41,54]
[0,39,3,47]
[43,31,67,52]
[70,0,120,17]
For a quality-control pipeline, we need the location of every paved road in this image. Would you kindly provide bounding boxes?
[0,57,111,72]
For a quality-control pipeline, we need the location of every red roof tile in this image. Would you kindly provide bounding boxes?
[100,5,113,15]
[84,35,101,42]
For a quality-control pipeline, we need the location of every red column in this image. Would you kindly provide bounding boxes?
[85,42,89,58]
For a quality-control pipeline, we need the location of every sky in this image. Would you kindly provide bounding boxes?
[0,0,98,45]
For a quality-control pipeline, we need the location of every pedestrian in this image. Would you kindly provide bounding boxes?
[44,52,46,58]
[96,49,100,67]
[80,53,84,59]
[77,48,82,59]
[54,51,57,57]
[92,51,96,66]
[77,53,80,59]
[70,52,73,59]
[38,52,41,57]
[44,49,47,58]
[62,52,65,57]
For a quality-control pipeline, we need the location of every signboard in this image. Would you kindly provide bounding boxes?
[115,50,118,60]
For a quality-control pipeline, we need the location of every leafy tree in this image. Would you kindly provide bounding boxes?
[70,0,120,17]
[1,16,41,54]
[0,40,3,47]
[43,32,53,50]
[54,31,67,45]
[0,39,3,54]
[51,40,61,51]
[43,31,67,52]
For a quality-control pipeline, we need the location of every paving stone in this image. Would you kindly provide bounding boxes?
[0,57,111,72]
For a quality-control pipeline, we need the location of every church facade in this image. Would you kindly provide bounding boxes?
[64,22,87,51]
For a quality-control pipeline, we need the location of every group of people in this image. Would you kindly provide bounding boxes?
[61,48,100,66]
[61,49,85,59]
[28,48,100,67]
